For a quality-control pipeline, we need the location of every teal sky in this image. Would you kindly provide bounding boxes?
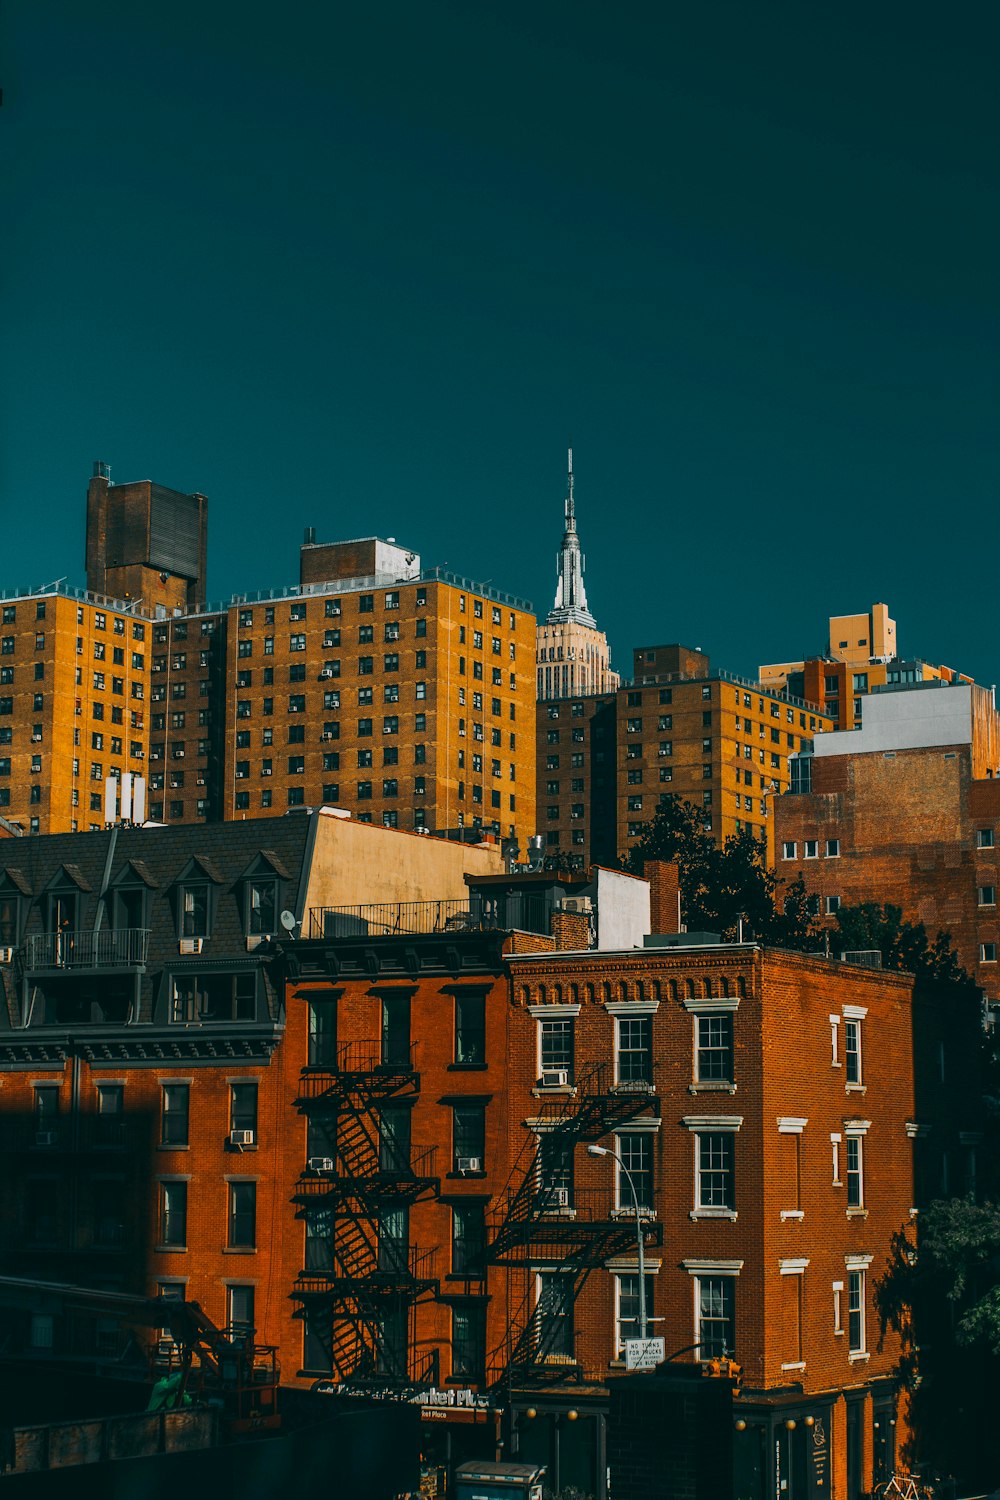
[2,2,998,685]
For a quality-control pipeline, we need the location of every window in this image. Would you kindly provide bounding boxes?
[844,1014,863,1085]
[308,1001,337,1066]
[616,1132,653,1211]
[979,885,996,906]
[616,1273,655,1357]
[161,1084,190,1147]
[179,885,210,938]
[453,1104,485,1172]
[539,1016,573,1082]
[228,1181,256,1248]
[978,828,995,849]
[536,1271,574,1359]
[452,1202,486,1277]
[455,991,486,1065]
[846,1134,864,1209]
[616,1015,652,1085]
[228,1285,255,1335]
[695,1274,734,1358]
[170,972,257,1024]
[826,895,841,914]
[781,841,796,859]
[289,633,306,652]
[980,943,997,963]
[379,1104,411,1175]
[159,1181,187,1247]
[230,1083,258,1139]
[847,1267,866,1354]
[696,1013,733,1084]
[450,1303,486,1379]
[826,838,840,857]
[803,839,818,858]
[695,1132,735,1211]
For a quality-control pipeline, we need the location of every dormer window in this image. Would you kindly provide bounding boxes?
[180,885,209,939]
[248,879,277,937]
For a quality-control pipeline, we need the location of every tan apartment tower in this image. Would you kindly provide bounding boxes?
[536,450,619,700]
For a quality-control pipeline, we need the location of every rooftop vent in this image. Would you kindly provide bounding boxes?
[841,950,882,969]
[93,461,111,481]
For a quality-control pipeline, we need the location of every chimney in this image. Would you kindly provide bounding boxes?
[645,860,682,935]
[550,909,591,950]
[304,526,316,546]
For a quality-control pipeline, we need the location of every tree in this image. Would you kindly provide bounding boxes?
[832,902,969,982]
[625,796,820,948]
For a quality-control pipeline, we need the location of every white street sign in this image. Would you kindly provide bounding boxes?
[624,1337,665,1370]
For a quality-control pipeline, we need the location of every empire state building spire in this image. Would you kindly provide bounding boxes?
[548,447,596,628]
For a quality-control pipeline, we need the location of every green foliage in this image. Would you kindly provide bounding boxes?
[624,796,820,948]
[877,1200,1000,1355]
[832,902,969,982]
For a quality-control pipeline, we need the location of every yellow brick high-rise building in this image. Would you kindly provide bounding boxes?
[2,471,538,849]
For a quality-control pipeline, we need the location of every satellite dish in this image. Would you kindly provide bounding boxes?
[280,910,299,933]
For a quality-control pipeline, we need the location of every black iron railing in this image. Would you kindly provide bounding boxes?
[24,929,151,970]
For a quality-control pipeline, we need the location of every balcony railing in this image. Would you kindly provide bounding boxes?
[308,894,551,939]
[24,929,151,971]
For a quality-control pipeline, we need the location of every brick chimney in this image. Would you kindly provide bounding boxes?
[645,860,681,935]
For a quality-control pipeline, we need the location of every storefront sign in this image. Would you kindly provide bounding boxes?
[317,1381,491,1414]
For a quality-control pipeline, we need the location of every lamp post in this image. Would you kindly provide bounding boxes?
[587,1142,647,1341]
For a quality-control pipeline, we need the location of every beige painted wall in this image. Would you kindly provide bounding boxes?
[302,808,504,919]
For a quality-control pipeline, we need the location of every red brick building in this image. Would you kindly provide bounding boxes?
[498,940,979,1500]
[775,680,1000,1002]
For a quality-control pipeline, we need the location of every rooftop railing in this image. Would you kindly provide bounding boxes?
[308,894,552,939]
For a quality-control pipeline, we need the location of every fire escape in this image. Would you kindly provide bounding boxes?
[292,1040,440,1385]
[486,1063,662,1391]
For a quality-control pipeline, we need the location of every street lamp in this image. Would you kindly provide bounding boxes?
[587,1143,647,1341]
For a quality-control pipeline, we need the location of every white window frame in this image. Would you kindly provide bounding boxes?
[682,1259,743,1362]
[845,1255,873,1359]
[978,885,996,907]
[683,1116,741,1220]
[844,1120,870,1216]
[981,942,997,964]
[781,841,796,860]
[612,1268,660,1360]
[843,1005,866,1089]
[977,828,994,849]
[803,839,818,859]
[825,838,840,857]
[607,999,658,1089]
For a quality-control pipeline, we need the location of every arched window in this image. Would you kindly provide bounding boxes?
[618,981,629,1003]
[602,982,613,1005]
[703,978,713,999]
[585,983,595,1004]
[720,977,730,998]
[737,977,747,998]
[553,983,563,1004]
[686,978,696,999]
[635,979,645,1002]
[569,983,579,1004]
[538,983,547,1004]
[668,980,678,1004]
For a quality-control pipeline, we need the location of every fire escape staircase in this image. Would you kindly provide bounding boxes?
[291,1039,439,1385]
[486,1062,662,1390]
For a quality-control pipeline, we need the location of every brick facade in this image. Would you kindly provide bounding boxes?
[775,743,1000,1002]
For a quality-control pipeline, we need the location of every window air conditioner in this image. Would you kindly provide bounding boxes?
[559,897,592,914]
[0,947,13,965]
[541,1069,570,1088]
[179,937,203,955]
[307,1157,335,1173]
[230,1129,255,1146]
[35,1131,57,1147]
[31,734,42,743]
[457,1156,482,1174]
[548,1187,571,1208]
[321,732,335,741]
